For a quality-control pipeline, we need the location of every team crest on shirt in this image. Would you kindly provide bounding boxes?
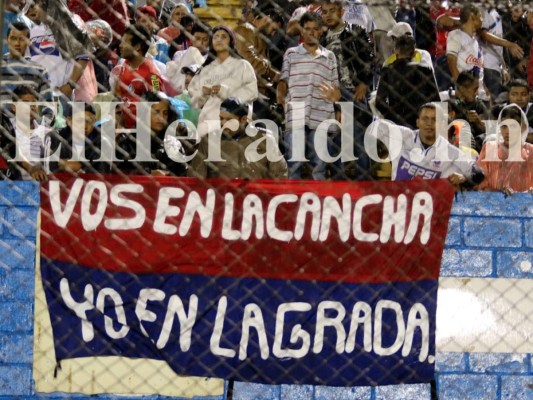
[151,74,160,92]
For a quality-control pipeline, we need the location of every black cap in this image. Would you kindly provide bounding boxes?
[220,98,249,117]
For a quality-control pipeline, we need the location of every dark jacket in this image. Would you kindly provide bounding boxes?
[376,58,440,129]
[188,128,288,179]
[234,22,280,93]
[115,130,187,176]
[46,126,112,174]
[320,22,375,92]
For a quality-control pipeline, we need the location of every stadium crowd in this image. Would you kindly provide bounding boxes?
[1,0,532,193]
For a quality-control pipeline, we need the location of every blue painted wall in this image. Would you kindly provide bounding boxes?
[0,184,531,399]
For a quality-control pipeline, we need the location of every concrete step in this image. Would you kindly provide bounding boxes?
[195,5,241,26]
[206,0,243,6]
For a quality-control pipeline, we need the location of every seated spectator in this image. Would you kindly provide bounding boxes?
[175,64,201,127]
[157,4,193,59]
[1,21,52,102]
[8,85,51,181]
[135,5,171,66]
[158,0,205,24]
[110,24,166,129]
[115,92,187,176]
[188,25,258,139]
[449,71,489,152]
[136,4,163,33]
[376,35,439,129]
[492,79,533,143]
[477,104,533,194]
[44,103,112,174]
[188,98,287,179]
[135,0,199,25]
[447,101,478,159]
[173,64,200,157]
[2,0,33,55]
[166,21,210,93]
[369,103,484,188]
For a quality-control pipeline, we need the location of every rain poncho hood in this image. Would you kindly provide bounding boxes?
[497,103,529,145]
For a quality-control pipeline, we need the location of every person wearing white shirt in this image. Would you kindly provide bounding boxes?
[369,102,484,187]
[188,26,258,139]
[166,23,210,93]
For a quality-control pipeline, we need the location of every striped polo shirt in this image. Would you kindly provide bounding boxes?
[1,54,53,102]
[281,44,339,130]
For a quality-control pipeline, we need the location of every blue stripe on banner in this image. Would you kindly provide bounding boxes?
[41,260,437,387]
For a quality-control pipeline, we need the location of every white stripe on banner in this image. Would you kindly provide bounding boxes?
[437,277,533,353]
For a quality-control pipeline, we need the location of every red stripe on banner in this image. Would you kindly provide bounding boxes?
[40,174,454,284]
[0,155,8,170]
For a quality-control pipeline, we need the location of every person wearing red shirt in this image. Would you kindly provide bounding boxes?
[430,0,461,59]
[477,104,533,194]
[110,24,166,128]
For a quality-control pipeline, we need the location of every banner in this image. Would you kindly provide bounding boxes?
[40,175,454,387]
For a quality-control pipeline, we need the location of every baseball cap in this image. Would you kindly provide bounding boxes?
[136,5,157,20]
[387,22,413,38]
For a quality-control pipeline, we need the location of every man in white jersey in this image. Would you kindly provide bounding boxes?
[369,103,484,187]
[28,2,89,98]
[446,3,523,100]
[446,4,484,83]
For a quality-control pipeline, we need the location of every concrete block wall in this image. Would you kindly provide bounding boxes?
[0,181,39,398]
[0,184,531,399]
[435,192,533,400]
